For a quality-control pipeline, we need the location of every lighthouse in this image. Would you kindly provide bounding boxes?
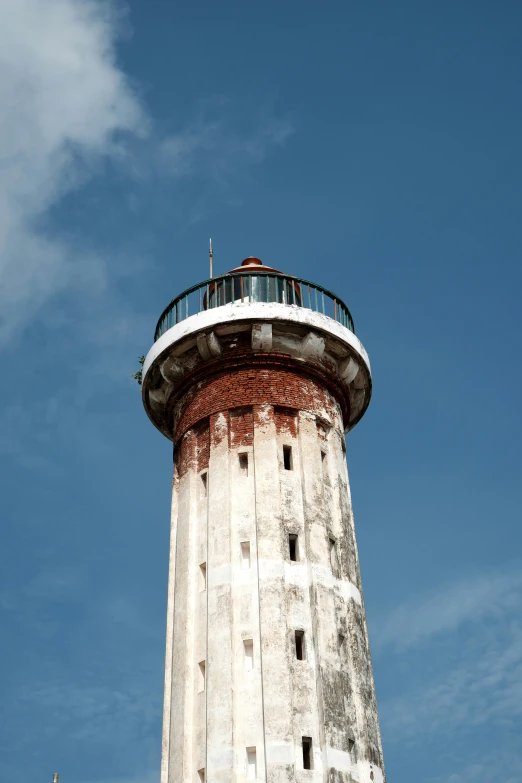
[141,256,385,783]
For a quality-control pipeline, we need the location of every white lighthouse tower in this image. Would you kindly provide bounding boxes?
[141,256,385,783]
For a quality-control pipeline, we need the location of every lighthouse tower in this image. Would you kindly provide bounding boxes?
[141,257,385,783]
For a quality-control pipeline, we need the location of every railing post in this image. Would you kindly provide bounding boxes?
[153,274,354,341]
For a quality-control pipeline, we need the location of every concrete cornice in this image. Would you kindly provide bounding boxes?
[143,302,370,382]
[141,302,372,440]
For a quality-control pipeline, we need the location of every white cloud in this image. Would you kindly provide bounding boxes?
[382,623,522,740]
[160,100,293,183]
[0,0,145,343]
[157,100,295,224]
[376,567,522,651]
[0,3,295,344]
[378,566,522,746]
[432,749,522,783]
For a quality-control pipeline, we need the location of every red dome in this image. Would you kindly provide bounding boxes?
[227,257,283,275]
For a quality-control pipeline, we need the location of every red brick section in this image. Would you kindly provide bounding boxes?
[230,407,254,448]
[210,411,228,448]
[316,420,329,443]
[175,429,195,478]
[274,406,298,437]
[173,366,342,444]
[195,421,210,471]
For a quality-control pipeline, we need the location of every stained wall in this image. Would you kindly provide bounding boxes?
[161,365,384,783]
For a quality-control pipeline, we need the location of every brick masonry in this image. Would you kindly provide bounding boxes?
[229,406,255,449]
[172,364,344,445]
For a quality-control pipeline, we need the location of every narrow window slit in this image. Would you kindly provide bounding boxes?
[329,537,337,570]
[239,452,249,476]
[289,534,298,562]
[199,563,207,592]
[295,630,305,660]
[321,450,328,482]
[302,737,313,770]
[247,747,257,780]
[241,541,251,569]
[198,661,206,693]
[283,445,292,471]
[244,639,254,671]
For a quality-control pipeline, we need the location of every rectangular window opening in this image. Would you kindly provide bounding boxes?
[241,541,251,570]
[200,472,208,497]
[289,534,298,562]
[199,562,207,592]
[239,452,249,476]
[295,630,305,661]
[244,639,254,671]
[198,770,205,782]
[329,537,337,570]
[338,633,346,663]
[302,737,313,770]
[247,747,257,780]
[321,450,327,481]
[283,445,292,471]
[198,661,206,693]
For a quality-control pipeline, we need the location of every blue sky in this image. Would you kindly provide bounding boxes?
[0,1,521,781]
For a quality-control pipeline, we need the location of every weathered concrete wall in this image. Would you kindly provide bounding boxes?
[160,470,179,783]
[161,363,384,783]
[168,428,198,782]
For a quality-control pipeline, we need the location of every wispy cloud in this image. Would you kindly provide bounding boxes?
[16,678,160,744]
[160,99,294,182]
[378,565,522,749]
[0,4,294,348]
[382,622,522,740]
[154,99,295,224]
[0,1,294,344]
[431,748,522,783]
[0,565,163,773]
[0,0,145,344]
[376,567,522,651]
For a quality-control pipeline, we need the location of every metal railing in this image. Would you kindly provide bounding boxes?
[154,271,354,342]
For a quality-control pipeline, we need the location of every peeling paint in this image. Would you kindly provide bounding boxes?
[148,298,384,783]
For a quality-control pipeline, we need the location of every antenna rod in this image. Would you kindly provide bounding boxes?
[209,238,213,279]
